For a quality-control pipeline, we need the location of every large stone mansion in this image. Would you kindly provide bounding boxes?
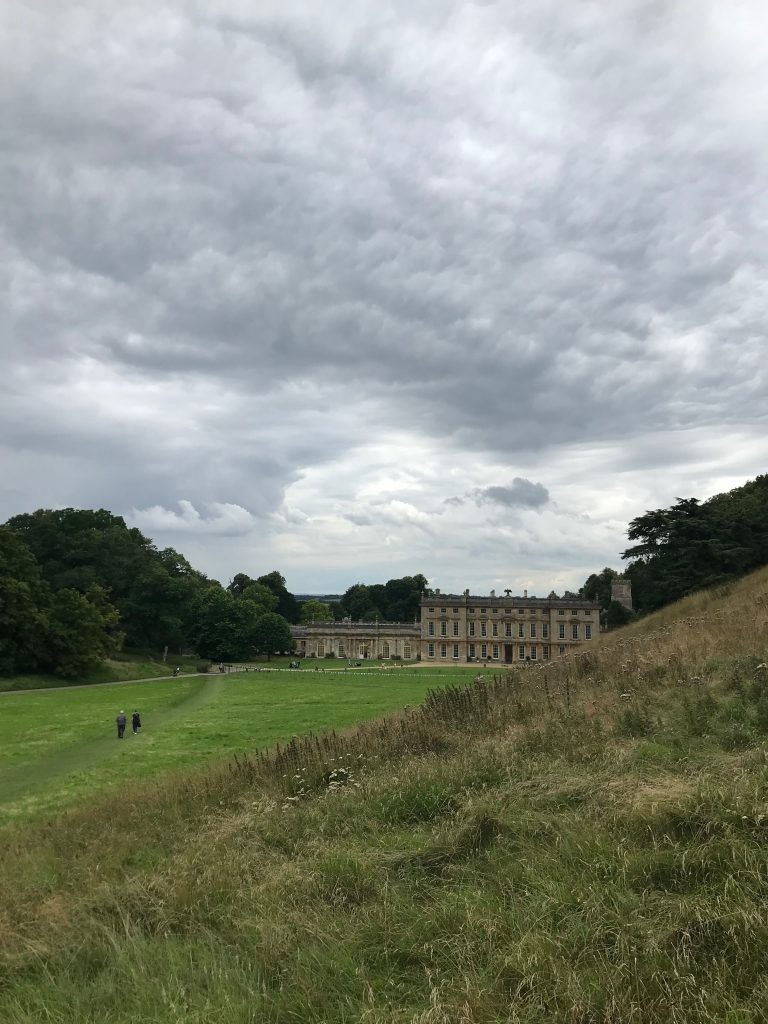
[292,586,601,664]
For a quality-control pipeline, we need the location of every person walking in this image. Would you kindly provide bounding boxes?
[131,710,141,735]
[116,710,126,739]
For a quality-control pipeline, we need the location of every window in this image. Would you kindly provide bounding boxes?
[440,643,447,658]
[441,608,446,613]
[519,645,526,659]
[492,622,498,637]
[505,623,512,637]
[558,609,565,615]
[530,645,537,660]
[428,607,434,613]
[530,623,537,638]
[481,644,488,659]
[480,608,487,613]
[381,642,390,659]
[571,609,578,616]
[469,621,475,637]
[317,641,325,656]
[585,624,592,640]
[453,643,460,659]
[492,644,499,659]
[518,623,524,638]
[572,624,579,640]
[492,608,498,614]
[428,622,435,636]
[403,643,412,659]
[440,622,447,636]
[543,645,550,660]
[518,608,524,615]
[481,622,487,637]
[452,607,459,613]
[453,621,459,636]
[428,642,435,658]
[468,643,476,658]
[559,624,565,639]
[468,607,475,614]
[338,643,345,657]
[559,645,565,655]
[542,624,549,638]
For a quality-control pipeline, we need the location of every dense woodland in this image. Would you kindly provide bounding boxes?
[581,474,768,618]
[1,475,765,676]
[0,508,427,676]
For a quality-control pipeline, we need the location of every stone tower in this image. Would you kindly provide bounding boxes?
[610,576,633,610]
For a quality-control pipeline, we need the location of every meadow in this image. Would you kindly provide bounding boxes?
[2,570,768,1022]
[0,664,476,825]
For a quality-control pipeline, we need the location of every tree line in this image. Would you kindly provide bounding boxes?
[581,474,768,620]
[0,507,430,677]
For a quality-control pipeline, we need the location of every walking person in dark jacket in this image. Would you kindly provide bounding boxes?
[132,710,141,735]
[116,710,126,739]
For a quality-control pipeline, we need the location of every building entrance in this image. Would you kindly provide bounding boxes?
[504,644,514,663]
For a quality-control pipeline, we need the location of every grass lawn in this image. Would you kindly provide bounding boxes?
[0,664,479,825]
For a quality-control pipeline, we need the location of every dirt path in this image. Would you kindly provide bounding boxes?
[0,674,226,810]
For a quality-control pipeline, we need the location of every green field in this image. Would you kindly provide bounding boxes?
[0,665,478,825]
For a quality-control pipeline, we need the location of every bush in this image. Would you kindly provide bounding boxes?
[196,661,211,674]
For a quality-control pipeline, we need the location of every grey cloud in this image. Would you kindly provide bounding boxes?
[472,479,550,510]
[2,0,767,585]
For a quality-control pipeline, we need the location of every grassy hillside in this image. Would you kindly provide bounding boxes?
[2,568,768,1022]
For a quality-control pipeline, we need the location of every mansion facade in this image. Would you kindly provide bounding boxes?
[291,620,420,662]
[292,587,601,664]
[419,589,600,664]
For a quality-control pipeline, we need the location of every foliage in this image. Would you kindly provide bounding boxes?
[0,528,122,677]
[339,574,427,621]
[257,570,300,623]
[190,587,265,662]
[253,612,294,659]
[621,475,768,612]
[3,508,210,650]
[300,598,334,623]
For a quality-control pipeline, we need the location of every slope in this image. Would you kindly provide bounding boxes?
[1,567,768,1023]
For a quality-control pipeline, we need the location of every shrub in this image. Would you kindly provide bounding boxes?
[196,661,211,674]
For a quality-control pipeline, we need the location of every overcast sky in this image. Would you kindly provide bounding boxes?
[2,1,766,596]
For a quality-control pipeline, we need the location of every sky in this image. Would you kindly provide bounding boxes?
[2,0,766,597]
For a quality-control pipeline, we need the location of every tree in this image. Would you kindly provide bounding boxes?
[190,586,273,662]
[43,585,122,677]
[256,571,300,623]
[0,529,122,677]
[253,612,293,660]
[0,529,50,674]
[3,508,210,651]
[300,599,334,623]
[228,574,278,616]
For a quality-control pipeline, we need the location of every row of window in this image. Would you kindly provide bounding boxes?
[426,607,590,616]
[306,642,414,659]
[427,622,592,640]
[425,643,571,661]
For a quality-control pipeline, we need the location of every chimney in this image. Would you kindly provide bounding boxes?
[490,589,496,598]
[524,589,528,599]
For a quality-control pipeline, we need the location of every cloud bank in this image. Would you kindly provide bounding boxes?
[2,0,766,591]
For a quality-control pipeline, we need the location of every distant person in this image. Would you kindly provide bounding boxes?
[219,662,225,673]
[132,710,141,735]
[173,666,180,677]
[116,710,126,739]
